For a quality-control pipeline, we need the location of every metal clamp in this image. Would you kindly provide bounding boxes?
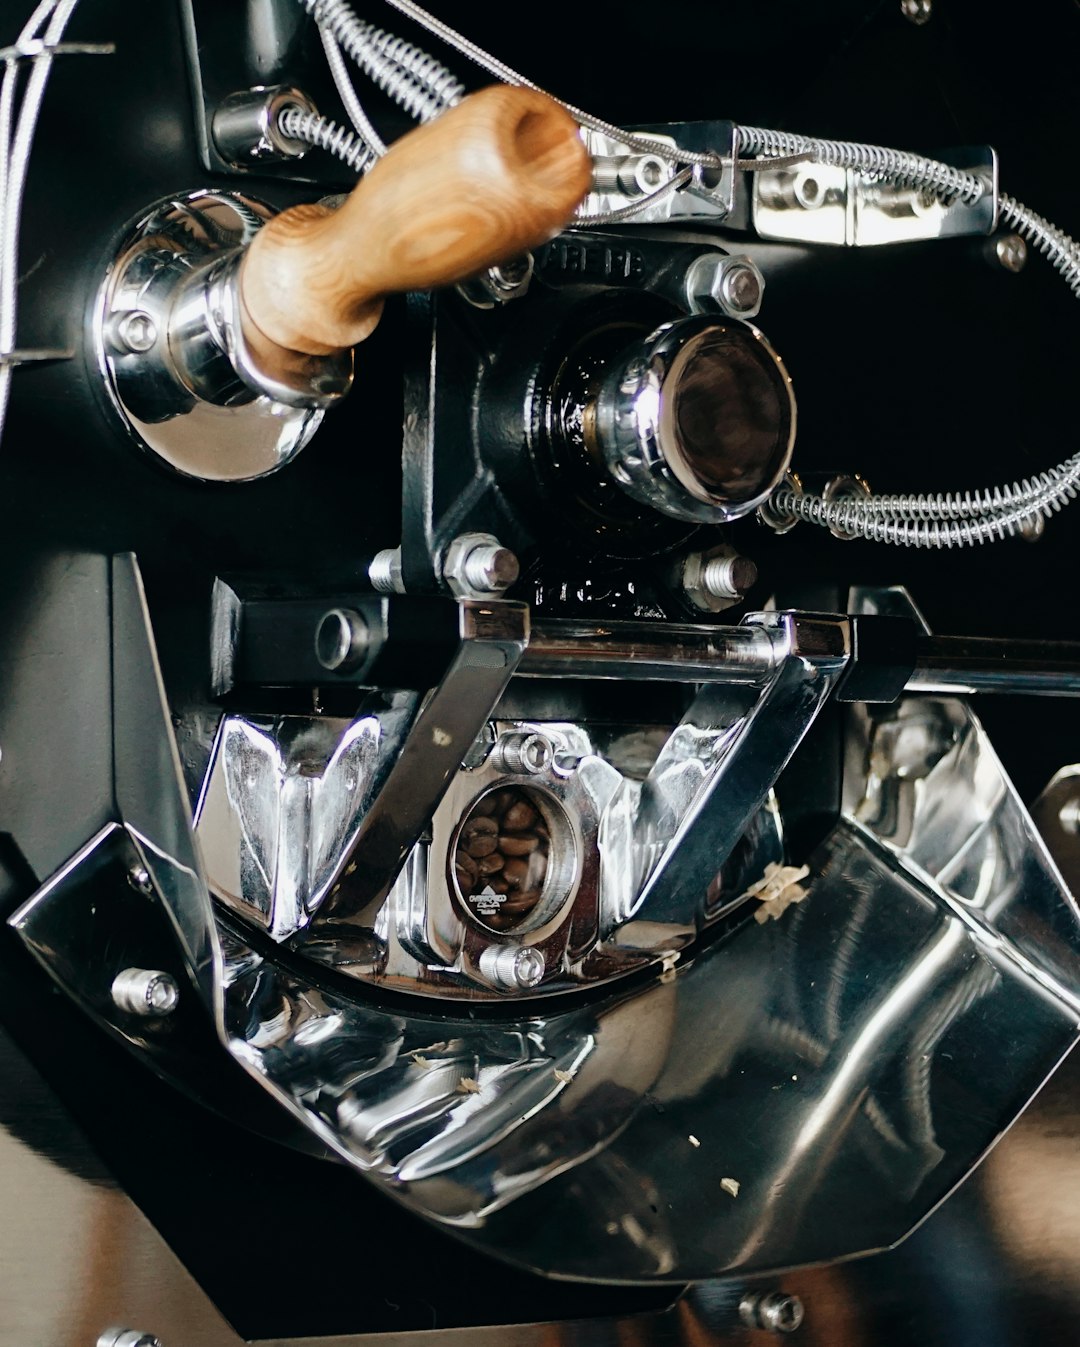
[753,146,999,246]
[617,611,850,944]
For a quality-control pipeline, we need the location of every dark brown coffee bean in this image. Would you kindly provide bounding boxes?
[462,814,497,841]
[476,853,505,876]
[500,833,539,856]
[502,857,531,890]
[486,789,516,817]
[503,799,538,831]
[455,864,476,897]
[464,833,498,859]
[469,794,497,817]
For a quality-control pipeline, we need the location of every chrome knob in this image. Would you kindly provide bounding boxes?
[589,315,796,523]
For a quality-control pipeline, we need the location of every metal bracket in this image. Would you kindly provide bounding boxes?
[616,612,850,945]
[752,146,999,246]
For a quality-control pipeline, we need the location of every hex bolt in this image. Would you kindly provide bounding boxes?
[315,607,369,672]
[463,542,519,593]
[112,310,157,354]
[457,253,534,307]
[680,548,757,612]
[684,253,765,320]
[111,968,180,1018]
[479,943,546,991]
[495,731,555,775]
[993,233,1028,274]
[901,0,932,23]
[739,1291,805,1334]
[369,547,404,594]
[97,1330,163,1347]
[443,533,520,597]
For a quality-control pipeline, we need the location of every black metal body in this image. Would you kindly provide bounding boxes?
[5,0,1080,1339]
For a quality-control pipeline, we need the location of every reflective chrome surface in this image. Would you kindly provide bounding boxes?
[753,145,999,246]
[10,565,1080,1284]
[94,192,352,482]
[592,315,796,524]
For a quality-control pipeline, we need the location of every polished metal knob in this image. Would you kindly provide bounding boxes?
[589,315,796,523]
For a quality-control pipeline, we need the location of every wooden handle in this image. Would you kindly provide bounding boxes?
[239,85,592,357]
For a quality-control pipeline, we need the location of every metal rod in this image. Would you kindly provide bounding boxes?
[521,620,780,684]
[909,636,1080,697]
[521,621,1080,698]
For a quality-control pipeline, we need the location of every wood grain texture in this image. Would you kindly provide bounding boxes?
[239,85,592,356]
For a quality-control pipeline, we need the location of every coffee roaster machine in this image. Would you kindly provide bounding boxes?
[5,1,1080,1344]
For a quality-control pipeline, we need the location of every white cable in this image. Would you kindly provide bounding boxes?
[0,0,80,447]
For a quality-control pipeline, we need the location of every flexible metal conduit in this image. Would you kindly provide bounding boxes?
[307,2,1080,547]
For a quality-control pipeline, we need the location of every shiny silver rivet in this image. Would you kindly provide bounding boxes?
[97,1329,163,1347]
[994,233,1028,274]
[315,607,369,672]
[495,731,555,775]
[901,0,932,23]
[113,310,157,354]
[479,943,546,991]
[111,968,180,1018]
[739,1291,805,1334]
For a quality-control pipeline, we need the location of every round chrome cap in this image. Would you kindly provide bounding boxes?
[591,315,797,523]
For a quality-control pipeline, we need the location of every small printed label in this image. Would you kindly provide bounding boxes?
[470,884,507,917]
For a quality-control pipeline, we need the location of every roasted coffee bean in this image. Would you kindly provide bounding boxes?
[464,832,498,859]
[502,857,530,890]
[455,864,476,897]
[476,852,505,876]
[503,799,539,832]
[500,832,539,856]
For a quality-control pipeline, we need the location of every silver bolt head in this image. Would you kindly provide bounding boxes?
[994,233,1028,274]
[111,968,180,1018]
[739,1291,805,1334]
[480,942,546,991]
[685,253,765,320]
[496,731,555,774]
[112,310,158,354]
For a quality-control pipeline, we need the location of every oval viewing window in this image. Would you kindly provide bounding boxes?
[451,785,575,933]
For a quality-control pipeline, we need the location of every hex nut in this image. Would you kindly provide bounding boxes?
[684,252,764,320]
[442,533,520,598]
